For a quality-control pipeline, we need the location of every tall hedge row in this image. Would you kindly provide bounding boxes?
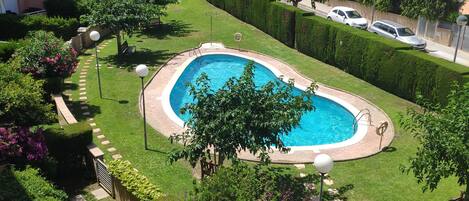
[295,15,469,103]
[206,0,469,104]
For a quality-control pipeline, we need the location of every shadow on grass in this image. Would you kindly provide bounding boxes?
[140,20,196,39]
[102,97,129,105]
[101,49,174,70]
[64,83,78,91]
[146,147,168,154]
[64,99,101,122]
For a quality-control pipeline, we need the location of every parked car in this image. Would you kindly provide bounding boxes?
[327,6,368,29]
[368,20,427,50]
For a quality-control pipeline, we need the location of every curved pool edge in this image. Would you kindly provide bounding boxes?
[161,52,368,151]
[141,44,395,163]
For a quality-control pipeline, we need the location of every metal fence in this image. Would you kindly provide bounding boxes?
[417,16,469,52]
[96,159,114,197]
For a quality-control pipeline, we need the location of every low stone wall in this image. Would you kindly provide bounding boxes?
[70,26,112,52]
[113,178,139,201]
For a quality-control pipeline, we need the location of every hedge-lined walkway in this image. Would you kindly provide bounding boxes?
[66,40,124,161]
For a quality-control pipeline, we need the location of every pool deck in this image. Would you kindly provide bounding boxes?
[141,43,395,163]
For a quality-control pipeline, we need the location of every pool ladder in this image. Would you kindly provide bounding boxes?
[353,108,372,130]
[189,48,202,57]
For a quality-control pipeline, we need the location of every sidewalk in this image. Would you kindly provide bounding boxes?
[294,0,469,67]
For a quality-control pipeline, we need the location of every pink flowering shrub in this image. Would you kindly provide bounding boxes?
[0,127,48,162]
[14,31,78,79]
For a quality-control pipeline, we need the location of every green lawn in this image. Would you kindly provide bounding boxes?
[67,0,464,200]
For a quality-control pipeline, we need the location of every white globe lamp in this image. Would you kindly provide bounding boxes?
[314,154,333,201]
[89,31,100,42]
[135,64,149,78]
[314,154,334,174]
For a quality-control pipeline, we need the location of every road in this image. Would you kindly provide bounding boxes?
[287,0,469,67]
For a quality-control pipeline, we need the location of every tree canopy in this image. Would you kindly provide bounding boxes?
[400,0,463,20]
[400,84,469,198]
[168,62,317,166]
[81,0,173,54]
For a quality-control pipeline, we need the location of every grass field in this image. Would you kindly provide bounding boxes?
[67,0,464,200]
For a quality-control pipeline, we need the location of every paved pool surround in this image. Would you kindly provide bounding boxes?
[140,43,394,163]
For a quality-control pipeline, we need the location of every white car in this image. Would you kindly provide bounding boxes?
[368,20,427,49]
[327,6,368,29]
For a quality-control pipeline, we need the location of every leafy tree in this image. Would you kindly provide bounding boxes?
[0,63,54,127]
[355,0,393,12]
[400,0,463,20]
[13,31,78,79]
[192,162,352,201]
[400,84,469,199]
[288,0,303,7]
[81,0,169,55]
[169,63,316,166]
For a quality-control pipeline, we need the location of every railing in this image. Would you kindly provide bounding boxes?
[353,108,372,130]
[189,47,202,57]
[96,159,115,197]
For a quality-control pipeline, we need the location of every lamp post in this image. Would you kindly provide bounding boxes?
[136,64,149,150]
[454,15,468,63]
[90,31,103,99]
[314,154,334,201]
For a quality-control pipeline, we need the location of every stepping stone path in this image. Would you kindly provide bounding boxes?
[294,164,305,169]
[65,41,126,200]
[91,188,110,200]
[64,41,124,174]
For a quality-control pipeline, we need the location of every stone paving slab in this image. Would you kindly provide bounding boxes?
[141,46,395,163]
[91,188,109,200]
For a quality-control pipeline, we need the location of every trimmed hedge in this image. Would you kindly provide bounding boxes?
[0,167,68,201]
[0,14,79,41]
[44,122,92,160]
[208,0,469,104]
[0,41,21,62]
[44,122,92,175]
[295,15,469,103]
[108,160,164,201]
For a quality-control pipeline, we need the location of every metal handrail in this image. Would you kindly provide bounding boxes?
[353,108,372,130]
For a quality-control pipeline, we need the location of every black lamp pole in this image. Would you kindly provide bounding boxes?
[319,173,325,201]
[95,43,103,99]
[141,77,148,150]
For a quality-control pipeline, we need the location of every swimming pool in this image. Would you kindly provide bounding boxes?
[168,54,357,147]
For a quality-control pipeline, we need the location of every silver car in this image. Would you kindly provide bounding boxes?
[368,20,426,50]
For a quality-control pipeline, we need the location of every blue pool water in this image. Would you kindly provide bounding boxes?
[169,54,356,146]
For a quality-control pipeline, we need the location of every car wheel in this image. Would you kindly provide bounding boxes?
[346,23,349,26]
[327,17,332,20]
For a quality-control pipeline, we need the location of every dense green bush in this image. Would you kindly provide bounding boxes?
[0,14,26,40]
[43,122,92,175]
[108,160,164,201]
[14,31,78,80]
[21,15,80,40]
[0,41,21,62]
[192,162,350,201]
[0,63,54,126]
[44,122,92,161]
[0,166,68,201]
[0,14,79,41]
